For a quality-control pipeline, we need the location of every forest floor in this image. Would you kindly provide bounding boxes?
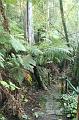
[24,80,64,120]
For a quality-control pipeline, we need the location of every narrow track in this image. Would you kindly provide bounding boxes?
[37,82,63,120]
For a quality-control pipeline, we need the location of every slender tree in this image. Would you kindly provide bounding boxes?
[24,0,34,45]
[59,0,70,47]
[46,0,50,41]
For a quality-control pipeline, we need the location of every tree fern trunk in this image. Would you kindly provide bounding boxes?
[33,66,48,90]
[72,43,79,87]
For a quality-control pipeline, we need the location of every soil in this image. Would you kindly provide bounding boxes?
[24,80,63,120]
[0,80,64,120]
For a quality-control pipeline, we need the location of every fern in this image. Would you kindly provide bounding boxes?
[29,43,73,65]
[0,33,11,49]
[0,53,4,68]
[30,46,43,56]
[21,54,36,72]
[0,80,19,91]
[10,35,26,52]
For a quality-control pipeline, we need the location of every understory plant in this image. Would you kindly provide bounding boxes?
[30,39,73,66]
[62,92,77,119]
[0,114,6,120]
[0,33,36,85]
[0,33,36,119]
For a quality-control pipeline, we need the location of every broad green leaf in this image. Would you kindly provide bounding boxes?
[23,54,36,72]
[0,62,4,68]
[9,81,20,90]
[17,55,24,65]
[10,35,26,52]
[24,54,36,66]
[0,81,9,88]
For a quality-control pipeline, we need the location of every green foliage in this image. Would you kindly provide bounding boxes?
[10,35,26,52]
[29,40,73,65]
[22,54,36,72]
[0,32,36,86]
[0,81,9,88]
[0,33,11,49]
[62,93,77,118]
[0,114,6,120]
[30,46,43,56]
[9,81,20,90]
[0,80,19,91]
[4,53,36,85]
[34,111,44,118]
[10,20,24,35]
[22,115,28,120]
[1,0,79,120]
[5,0,16,4]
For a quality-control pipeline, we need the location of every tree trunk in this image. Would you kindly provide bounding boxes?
[77,94,79,120]
[59,0,70,47]
[72,43,79,87]
[33,66,48,90]
[0,0,10,33]
[46,0,50,41]
[24,0,34,45]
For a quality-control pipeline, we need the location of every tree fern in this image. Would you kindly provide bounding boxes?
[29,43,73,65]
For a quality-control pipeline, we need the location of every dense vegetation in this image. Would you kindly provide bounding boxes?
[0,0,79,120]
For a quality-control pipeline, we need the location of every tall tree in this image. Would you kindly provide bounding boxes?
[46,0,50,41]
[59,0,70,47]
[24,0,34,45]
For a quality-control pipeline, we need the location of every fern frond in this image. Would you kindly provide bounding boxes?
[10,35,26,52]
[33,46,73,65]
[0,52,4,68]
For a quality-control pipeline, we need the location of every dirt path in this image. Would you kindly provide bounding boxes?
[36,83,63,120]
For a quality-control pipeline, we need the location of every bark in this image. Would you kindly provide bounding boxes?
[33,66,48,90]
[59,0,70,47]
[61,80,64,94]
[46,0,50,41]
[77,95,79,120]
[65,80,67,93]
[72,43,79,87]
[24,0,34,45]
[48,72,50,86]
[0,0,10,33]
